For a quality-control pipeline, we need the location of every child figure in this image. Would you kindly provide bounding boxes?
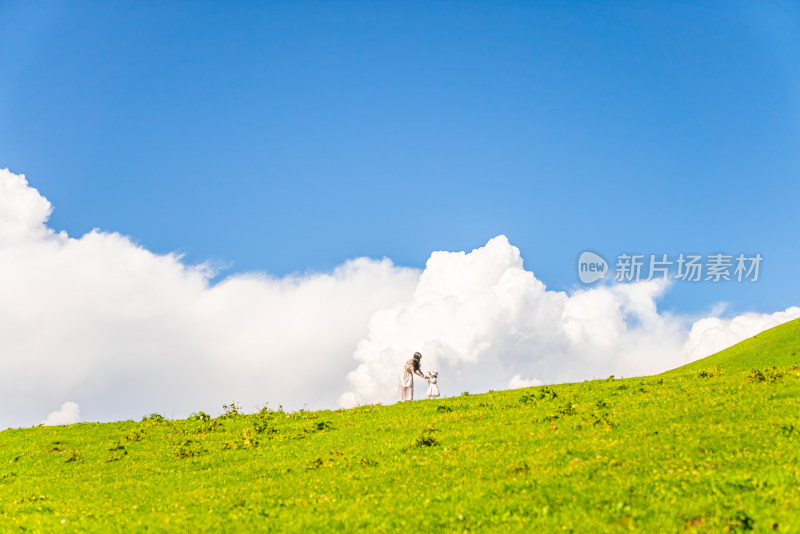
[426,371,440,400]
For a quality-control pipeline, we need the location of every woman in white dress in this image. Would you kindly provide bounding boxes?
[398,352,428,402]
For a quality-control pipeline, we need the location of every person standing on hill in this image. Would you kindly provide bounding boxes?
[426,371,439,399]
[398,351,428,402]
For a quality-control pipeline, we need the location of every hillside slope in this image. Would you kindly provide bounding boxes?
[666,318,800,375]
[2,321,800,532]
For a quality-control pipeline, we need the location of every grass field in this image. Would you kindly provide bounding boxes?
[2,319,799,532]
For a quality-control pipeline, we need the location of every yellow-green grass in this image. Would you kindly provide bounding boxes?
[667,318,800,376]
[1,319,799,532]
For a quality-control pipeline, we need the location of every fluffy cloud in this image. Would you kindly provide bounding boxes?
[42,402,80,426]
[340,238,799,406]
[508,375,543,389]
[0,169,419,429]
[1,168,797,429]
[684,309,800,361]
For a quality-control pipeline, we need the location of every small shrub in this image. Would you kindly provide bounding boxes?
[220,402,242,419]
[188,411,210,422]
[142,413,166,423]
[749,368,766,382]
[748,367,783,384]
[414,432,439,447]
[257,406,276,419]
[105,450,128,463]
[437,405,453,413]
[241,428,258,448]
[558,403,577,416]
[306,450,342,469]
[698,367,721,379]
[125,427,146,441]
[253,419,277,435]
[315,421,332,431]
[590,412,614,428]
[460,392,470,397]
[538,387,558,400]
[307,457,325,470]
[208,418,222,430]
[174,439,205,458]
[728,510,755,532]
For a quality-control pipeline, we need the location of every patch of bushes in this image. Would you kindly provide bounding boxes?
[220,402,242,419]
[748,367,783,384]
[697,366,721,379]
[414,432,439,447]
[142,413,167,423]
[174,439,205,459]
[253,418,277,435]
[520,387,558,405]
[315,420,333,431]
[125,427,147,441]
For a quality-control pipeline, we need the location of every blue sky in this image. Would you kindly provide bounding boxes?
[2,1,798,316]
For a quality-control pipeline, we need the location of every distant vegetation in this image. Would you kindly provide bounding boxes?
[2,319,799,532]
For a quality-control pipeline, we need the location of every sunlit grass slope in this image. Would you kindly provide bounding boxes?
[1,320,800,532]
[667,318,800,376]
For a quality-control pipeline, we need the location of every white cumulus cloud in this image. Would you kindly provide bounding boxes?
[1,168,798,428]
[508,375,543,389]
[684,309,800,361]
[338,238,800,407]
[42,402,80,426]
[0,169,419,428]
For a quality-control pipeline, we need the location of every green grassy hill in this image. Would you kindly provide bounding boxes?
[2,320,800,533]
[667,318,800,375]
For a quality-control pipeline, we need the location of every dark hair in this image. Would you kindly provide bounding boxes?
[412,352,422,372]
